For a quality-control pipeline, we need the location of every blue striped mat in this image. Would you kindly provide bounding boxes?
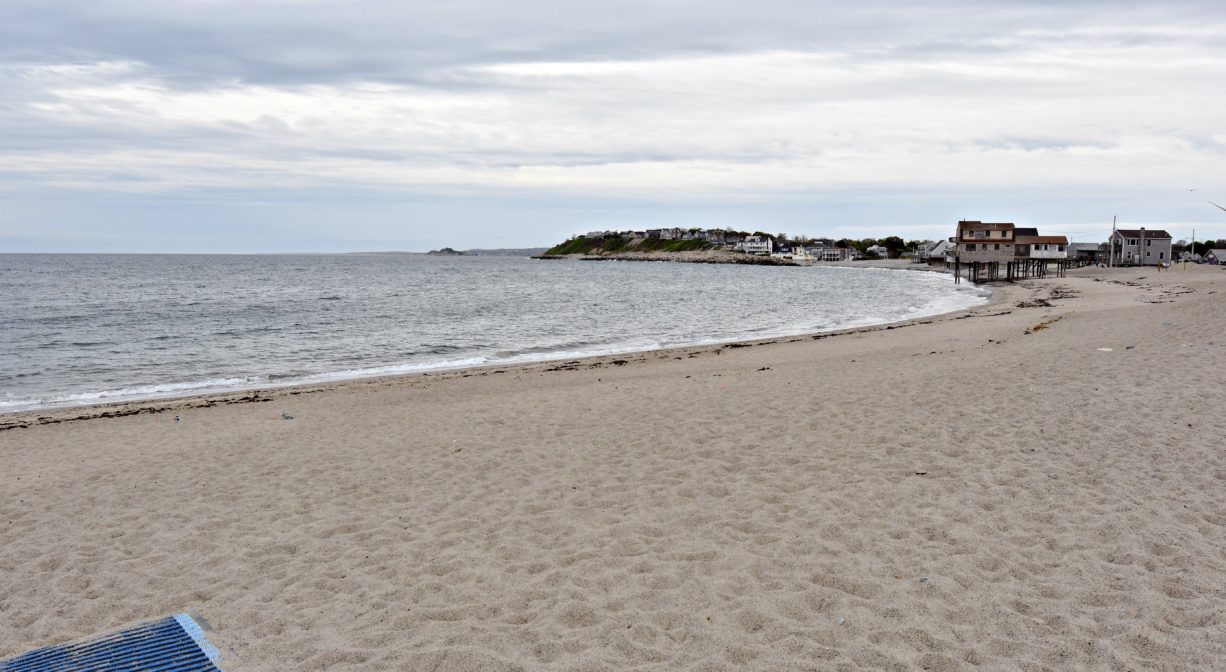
[1,613,224,672]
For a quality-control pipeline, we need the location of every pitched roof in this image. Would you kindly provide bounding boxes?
[1016,235,1068,244]
[1114,229,1172,239]
[1013,227,1039,237]
[958,221,1014,231]
[1207,249,1226,259]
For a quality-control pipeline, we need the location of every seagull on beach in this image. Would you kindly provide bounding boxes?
[281,412,294,420]
[1211,201,1226,212]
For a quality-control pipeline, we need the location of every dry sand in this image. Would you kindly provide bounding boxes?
[2,264,1224,671]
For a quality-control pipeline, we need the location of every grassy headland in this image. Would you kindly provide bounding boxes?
[544,236,712,256]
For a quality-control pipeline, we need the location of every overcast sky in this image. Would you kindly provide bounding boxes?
[2,0,1224,252]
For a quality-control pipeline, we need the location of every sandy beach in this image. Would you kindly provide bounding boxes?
[2,264,1224,670]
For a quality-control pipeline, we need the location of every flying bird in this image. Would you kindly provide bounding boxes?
[1211,201,1226,212]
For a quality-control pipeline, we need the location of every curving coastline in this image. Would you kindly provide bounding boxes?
[533,250,804,265]
[5,265,1223,670]
[0,260,980,416]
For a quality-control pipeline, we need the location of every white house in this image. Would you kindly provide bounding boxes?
[912,239,954,265]
[1016,235,1068,260]
[912,240,938,261]
[737,235,774,255]
[1204,249,1226,265]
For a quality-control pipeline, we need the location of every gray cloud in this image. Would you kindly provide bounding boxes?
[4,1,1219,85]
[2,0,1224,250]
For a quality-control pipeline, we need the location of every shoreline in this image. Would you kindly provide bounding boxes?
[532,250,802,265]
[5,264,1223,669]
[0,262,984,422]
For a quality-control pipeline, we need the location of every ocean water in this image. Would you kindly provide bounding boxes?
[0,254,988,412]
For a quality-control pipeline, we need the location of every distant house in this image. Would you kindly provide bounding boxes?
[1204,249,1226,265]
[820,247,856,261]
[1068,242,1102,263]
[915,239,946,262]
[737,235,774,255]
[866,244,890,258]
[659,227,684,241]
[1108,228,1172,266]
[919,239,955,266]
[912,240,941,262]
[956,221,1016,264]
[1016,235,1068,260]
[942,239,957,264]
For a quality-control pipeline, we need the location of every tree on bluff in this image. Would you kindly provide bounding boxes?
[878,236,906,253]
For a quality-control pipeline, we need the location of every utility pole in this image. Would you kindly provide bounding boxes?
[1110,215,1116,267]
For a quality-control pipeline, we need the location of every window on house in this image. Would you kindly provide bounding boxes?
[973,231,986,239]
[994,244,1000,250]
[1058,245,1065,251]
[1146,240,1151,246]
[966,243,976,251]
[1128,239,1137,245]
[1159,252,1164,259]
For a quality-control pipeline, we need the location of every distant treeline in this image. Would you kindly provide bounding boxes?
[544,229,932,258]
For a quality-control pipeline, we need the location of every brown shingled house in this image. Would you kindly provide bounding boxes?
[955,221,1015,264]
